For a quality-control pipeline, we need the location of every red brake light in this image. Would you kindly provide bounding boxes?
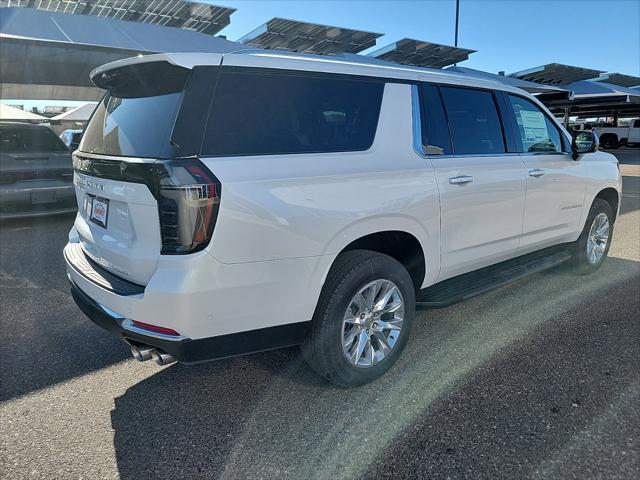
[132,320,181,337]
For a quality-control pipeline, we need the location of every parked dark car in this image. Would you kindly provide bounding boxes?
[0,122,76,218]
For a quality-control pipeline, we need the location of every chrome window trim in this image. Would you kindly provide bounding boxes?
[519,152,573,157]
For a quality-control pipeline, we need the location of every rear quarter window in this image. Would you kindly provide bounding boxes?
[201,70,384,156]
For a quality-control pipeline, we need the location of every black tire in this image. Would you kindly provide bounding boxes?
[600,134,619,149]
[570,198,615,274]
[302,250,416,387]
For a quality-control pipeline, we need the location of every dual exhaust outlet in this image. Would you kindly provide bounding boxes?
[130,344,175,366]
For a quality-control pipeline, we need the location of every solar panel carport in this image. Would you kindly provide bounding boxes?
[446,66,572,103]
[0,0,235,35]
[594,73,640,88]
[239,18,382,55]
[509,63,604,85]
[0,6,245,100]
[541,80,640,123]
[368,38,475,69]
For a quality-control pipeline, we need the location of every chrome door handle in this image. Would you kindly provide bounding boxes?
[529,168,546,177]
[449,175,473,185]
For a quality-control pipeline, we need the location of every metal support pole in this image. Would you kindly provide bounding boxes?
[563,106,570,128]
[454,0,460,47]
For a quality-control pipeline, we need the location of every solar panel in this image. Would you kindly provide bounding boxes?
[0,0,236,35]
[239,17,382,55]
[509,63,604,85]
[594,73,640,88]
[368,38,475,69]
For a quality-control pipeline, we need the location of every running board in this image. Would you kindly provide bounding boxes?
[416,247,572,309]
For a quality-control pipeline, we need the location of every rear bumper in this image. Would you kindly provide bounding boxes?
[69,280,309,364]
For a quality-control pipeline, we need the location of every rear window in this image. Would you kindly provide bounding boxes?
[80,62,190,158]
[80,93,183,157]
[201,71,384,156]
[0,125,68,153]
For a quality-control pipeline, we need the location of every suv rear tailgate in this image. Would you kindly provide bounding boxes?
[73,166,161,286]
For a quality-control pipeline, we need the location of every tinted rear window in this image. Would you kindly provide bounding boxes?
[420,83,452,155]
[440,87,506,155]
[80,93,183,157]
[202,71,384,156]
[0,125,68,153]
[80,62,190,158]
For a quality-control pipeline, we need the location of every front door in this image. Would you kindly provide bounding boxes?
[506,95,587,249]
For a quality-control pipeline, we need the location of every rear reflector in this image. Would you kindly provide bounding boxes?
[132,320,181,337]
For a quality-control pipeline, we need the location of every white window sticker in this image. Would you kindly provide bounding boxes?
[519,110,548,143]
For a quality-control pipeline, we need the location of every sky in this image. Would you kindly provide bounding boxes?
[10,0,640,110]
[214,0,640,74]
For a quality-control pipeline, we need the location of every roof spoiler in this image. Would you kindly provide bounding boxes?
[90,53,223,89]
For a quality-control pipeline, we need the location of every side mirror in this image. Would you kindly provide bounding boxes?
[572,131,599,160]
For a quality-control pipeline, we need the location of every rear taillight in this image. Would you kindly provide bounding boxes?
[154,159,221,255]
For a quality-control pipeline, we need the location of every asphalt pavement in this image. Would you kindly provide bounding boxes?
[1,149,638,479]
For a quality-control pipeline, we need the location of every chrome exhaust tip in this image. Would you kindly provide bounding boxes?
[151,349,175,366]
[130,344,153,362]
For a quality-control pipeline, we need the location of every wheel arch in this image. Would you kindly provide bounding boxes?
[594,187,620,220]
[331,230,427,293]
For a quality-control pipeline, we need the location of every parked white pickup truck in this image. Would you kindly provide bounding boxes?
[593,119,640,148]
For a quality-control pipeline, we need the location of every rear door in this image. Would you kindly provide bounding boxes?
[505,94,587,249]
[420,84,526,280]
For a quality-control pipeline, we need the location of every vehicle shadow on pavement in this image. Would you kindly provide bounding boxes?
[0,215,130,401]
[110,257,640,480]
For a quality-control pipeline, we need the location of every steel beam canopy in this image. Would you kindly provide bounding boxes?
[509,63,604,85]
[0,0,236,35]
[368,38,475,69]
[239,17,383,55]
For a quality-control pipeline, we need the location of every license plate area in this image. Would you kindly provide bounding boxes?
[31,190,57,204]
[89,195,109,228]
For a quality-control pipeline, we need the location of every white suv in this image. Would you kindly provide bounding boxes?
[64,51,621,386]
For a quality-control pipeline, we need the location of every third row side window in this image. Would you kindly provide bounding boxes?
[202,72,384,156]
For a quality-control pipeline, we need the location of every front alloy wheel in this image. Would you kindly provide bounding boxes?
[571,198,614,274]
[586,212,610,264]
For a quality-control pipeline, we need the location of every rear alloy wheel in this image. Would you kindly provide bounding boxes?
[571,198,614,274]
[342,279,405,367]
[302,250,415,387]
